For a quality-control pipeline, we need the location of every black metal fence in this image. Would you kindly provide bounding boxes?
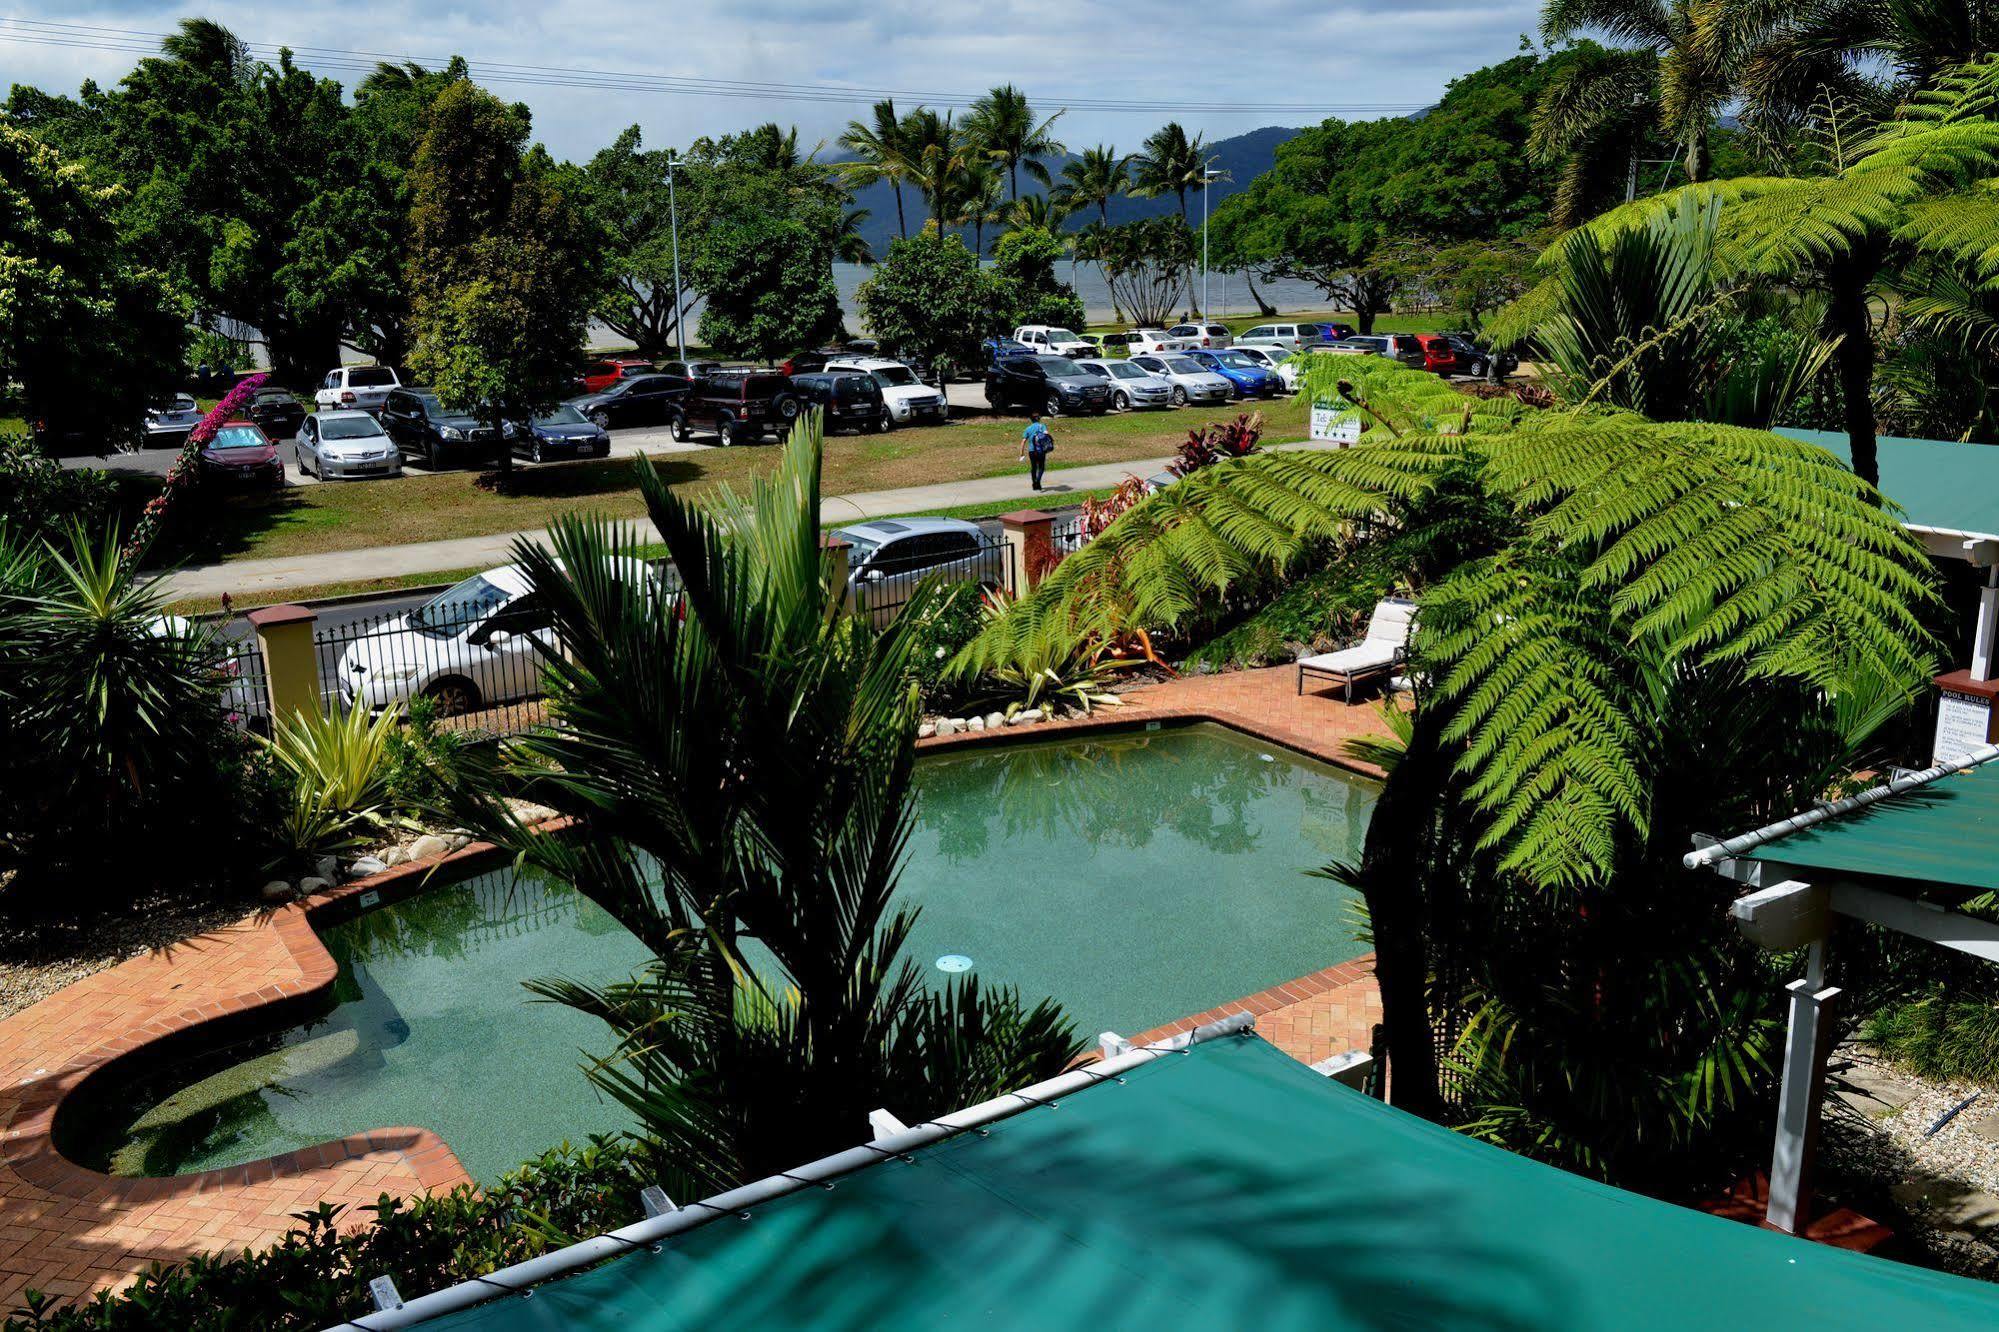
[848,533,1014,622]
[311,590,559,735]
[216,630,272,733]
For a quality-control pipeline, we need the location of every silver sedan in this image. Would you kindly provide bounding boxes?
[297,410,404,481]
[1128,355,1234,406]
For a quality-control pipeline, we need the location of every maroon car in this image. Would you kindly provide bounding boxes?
[199,419,285,490]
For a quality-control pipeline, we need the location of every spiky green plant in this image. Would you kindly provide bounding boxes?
[262,700,402,867]
[947,588,1129,716]
[436,414,1083,1198]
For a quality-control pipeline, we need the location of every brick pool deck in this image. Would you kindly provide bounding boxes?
[0,664,1393,1306]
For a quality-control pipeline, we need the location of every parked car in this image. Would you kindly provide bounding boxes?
[1075,333,1108,358]
[244,388,307,440]
[825,357,947,426]
[789,371,891,433]
[982,336,1036,368]
[671,371,795,445]
[198,419,285,490]
[1315,339,1383,357]
[1092,331,1142,357]
[315,365,401,413]
[577,358,657,394]
[1125,328,1190,356]
[1168,322,1233,349]
[1441,333,1518,378]
[1077,358,1175,410]
[1231,346,1301,391]
[295,410,401,480]
[1012,325,1094,358]
[659,359,726,380]
[831,518,1005,624]
[1128,354,1234,406]
[1238,322,1338,354]
[984,354,1114,416]
[336,558,663,716]
[512,404,612,462]
[143,394,202,445]
[566,373,694,430]
[1376,333,1428,368]
[1183,348,1281,399]
[379,388,505,469]
[1319,322,1358,341]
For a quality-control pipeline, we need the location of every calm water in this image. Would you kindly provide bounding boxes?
[77,725,1373,1183]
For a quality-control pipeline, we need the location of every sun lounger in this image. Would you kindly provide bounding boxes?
[1296,598,1416,701]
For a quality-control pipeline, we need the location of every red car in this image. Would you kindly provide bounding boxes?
[577,358,657,395]
[199,419,285,490]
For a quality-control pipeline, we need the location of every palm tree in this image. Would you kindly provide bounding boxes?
[964,84,1066,201]
[1131,123,1212,217]
[952,160,1006,257]
[838,99,914,240]
[438,417,1083,1196]
[1534,0,1735,188]
[901,108,969,235]
[1005,190,1070,233]
[1526,44,1666,227]
[837,206,875,265]
[1053,145,1131,226]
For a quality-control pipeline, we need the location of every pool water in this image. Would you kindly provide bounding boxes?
[75,724,1372,1184]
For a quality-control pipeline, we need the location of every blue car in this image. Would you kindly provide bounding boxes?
[982,336,1035,369]
[1184,349,1281,399]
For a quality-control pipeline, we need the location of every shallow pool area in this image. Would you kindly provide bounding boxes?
[70,723,1373,1185]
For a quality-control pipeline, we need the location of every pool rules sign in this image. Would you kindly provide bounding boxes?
[1932,670,1999,765]
[1310,399,1362,447]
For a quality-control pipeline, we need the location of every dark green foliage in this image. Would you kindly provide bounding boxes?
[857,231,991,373]
[578,125,689,355]
[987,226,1085,331]
[0,435,117,540]
[692,205,843,363]
[1866,985,1999,1087]
[382,695,464,814]
[904,581,990,705]
[5,1137,646,1330]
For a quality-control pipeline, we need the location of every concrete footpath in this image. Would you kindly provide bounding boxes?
[162,440,1331,602]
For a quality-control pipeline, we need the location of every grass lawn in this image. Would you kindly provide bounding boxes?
[163,396,1303,571]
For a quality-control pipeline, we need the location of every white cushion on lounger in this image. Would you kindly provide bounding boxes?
[1297,642,1400,675]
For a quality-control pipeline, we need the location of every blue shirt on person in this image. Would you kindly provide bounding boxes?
[1022,421,1053,454]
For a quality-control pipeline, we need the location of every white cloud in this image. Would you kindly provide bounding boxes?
[1,0,1546,159]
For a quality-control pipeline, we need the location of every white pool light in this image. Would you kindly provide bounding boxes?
[936,954,973,973]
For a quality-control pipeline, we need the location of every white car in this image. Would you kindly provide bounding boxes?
[1236,322,1330,354]
[144,394,203,445]
[315,365,401,413]
[1012,325,1094,359]
[1129,354,1234,406]
[337,558,662,716]
[1124,328,1190,356]
[1077,359,1175,410]
[296,410,403,480]
[1168,322,1233,349]
[1231,346,1301,392]
[824,357,947,426]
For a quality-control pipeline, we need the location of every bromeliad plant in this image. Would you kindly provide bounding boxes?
[435,414,1083,1199]
[948,586,1131,716]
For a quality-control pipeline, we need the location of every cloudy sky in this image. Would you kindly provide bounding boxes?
[1,4,1547,160]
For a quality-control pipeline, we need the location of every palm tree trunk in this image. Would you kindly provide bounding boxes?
[1245,271,1276,318]
[1686,129,1711,185]
[1829,272,1880,493]
[893,181,907,240]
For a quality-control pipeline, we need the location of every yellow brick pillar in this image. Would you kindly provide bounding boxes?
[999,510,1054,591]
[247,603,321,722]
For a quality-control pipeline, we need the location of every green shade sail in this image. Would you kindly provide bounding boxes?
[422,1034,1999,1331]
[1717,762,1999,893]
[1777,428,1999,543]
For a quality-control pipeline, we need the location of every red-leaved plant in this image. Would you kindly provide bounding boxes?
[1167,410,1263,478]
[125,372,269,560]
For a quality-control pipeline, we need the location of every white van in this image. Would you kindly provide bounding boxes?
[1012,325,1094,359]
[315,365,402,413]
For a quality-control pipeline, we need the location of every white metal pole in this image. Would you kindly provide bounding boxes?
[1974,565,1999,682]
[1766,965,1841,1234]
[667,154,686,366]
[1202,175,1210,322]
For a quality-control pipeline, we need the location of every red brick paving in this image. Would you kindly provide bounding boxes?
[0,664,1393,1306]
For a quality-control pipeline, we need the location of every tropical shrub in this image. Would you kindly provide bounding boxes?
[382,695,464,814]
[0,433,117,540]
[949,587,1131,715]
[6,1137,646,1330]
[1168,411,1263,478]
[902,580,988,706]
[0,526,260,918]
[431,416,1084,1201]
[262,701,402,870]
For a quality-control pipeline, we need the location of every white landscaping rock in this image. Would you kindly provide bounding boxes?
[260,879,295,903]
[940,718,964,735]
[967,716,986,733]
[297,876,332,897]
[446,833,472,852]
[1016,707,1043,724]
[408,833,452,862]
[313,855,339,883]
[917,722,937,739]
[381,846,408,868]
[347,855,388,879]
[983,712,1005,730]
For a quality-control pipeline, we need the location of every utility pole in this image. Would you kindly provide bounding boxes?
[667,152,687,364]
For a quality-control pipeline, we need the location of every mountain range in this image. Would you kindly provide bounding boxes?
[838,125,1303,259]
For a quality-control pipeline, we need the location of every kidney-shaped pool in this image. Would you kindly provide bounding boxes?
[67,723,1374,1183]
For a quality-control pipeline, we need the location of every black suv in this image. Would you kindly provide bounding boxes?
[789,371,890,434]
[672,372,796,446]
[567,374,693,430]
[378,388,504,469]
[244,388,307,440]
[984,355,1113,416]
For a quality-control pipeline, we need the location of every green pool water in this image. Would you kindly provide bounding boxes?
[74,724,1372,1184]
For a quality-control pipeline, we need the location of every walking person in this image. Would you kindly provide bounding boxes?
[1019,412,1054,491]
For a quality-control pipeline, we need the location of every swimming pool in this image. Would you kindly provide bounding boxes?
[71,724,1373,1184]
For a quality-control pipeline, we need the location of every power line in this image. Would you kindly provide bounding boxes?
[0,16,1427,116]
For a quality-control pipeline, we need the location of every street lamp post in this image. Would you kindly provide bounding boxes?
[666,152,687,364]
[1200,167,1224,321]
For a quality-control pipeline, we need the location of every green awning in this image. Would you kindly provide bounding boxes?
[1777,428,1999,543]
[420,1033,1999,1330]
[1696,759,1999,893]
